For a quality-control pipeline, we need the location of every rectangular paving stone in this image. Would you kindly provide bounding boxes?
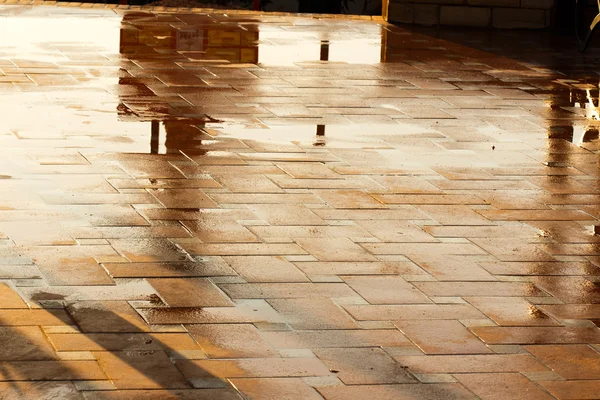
[0,310,72,326]
[268,298,359,330]
[181,219,259,243]
[362,242,487,255]
[342,276,431,304]
[261,329,409,349]
[94,351,189,389]
[312,207,427,220]
[179,242,307,257]
[395,320,492,355]
[465,297,559,326]
[344,304,485,321]
[314,348,415,384]
[223,256,308,283]
[408,254,496,281]
[0,360,106,381]
[219,283,355,299]
[83,389,242,400]
[455,373,555,400]
[356,220,438,242]
[413,281,545,297]
[103,260,237,278]
[176,358,331,379]
[294,238,376,261]
[48,333,201,352]
[525,345,600,379]
[316,383,476,400]
[395,354,549,374]
[187,324,277,358]
[149,278,233,307]
[248,204,326,226]
[294,261,427,276]
[314,190,386,209]
[136,300,285,325]
[471,327,600,344]
[540,380,600,400]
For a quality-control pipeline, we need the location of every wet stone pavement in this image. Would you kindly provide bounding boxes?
[0,3,600,399]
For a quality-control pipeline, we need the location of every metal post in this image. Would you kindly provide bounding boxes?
[254,0,260,10]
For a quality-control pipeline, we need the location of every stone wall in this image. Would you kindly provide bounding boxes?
[388,0,555,28]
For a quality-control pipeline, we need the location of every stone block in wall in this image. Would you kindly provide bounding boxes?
[520,0,554,9]
[440,5,491,27]
[467,0,519,7]
[415,4,440,25]
[389,1,414,23]
[493,7,547,28]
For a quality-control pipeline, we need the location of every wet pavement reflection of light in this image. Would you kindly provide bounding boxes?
[3,4,600,399]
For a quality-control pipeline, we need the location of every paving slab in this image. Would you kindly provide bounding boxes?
[0,3,599,398]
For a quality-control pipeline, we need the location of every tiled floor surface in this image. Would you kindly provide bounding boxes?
[0,4,600,399]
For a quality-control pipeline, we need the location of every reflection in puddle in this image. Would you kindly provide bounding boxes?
[551,82,600,146]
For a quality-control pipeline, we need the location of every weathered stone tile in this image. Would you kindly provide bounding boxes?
[413,281,545,297]
[363,242,486,255]
[223,256,308,283]
[315,190,386,209]
[182,218,259,243]
[149,189,219,209]
[20,281,157,303]
[67,301,151,333]
[312,207,426,220]
[294,261,426,276]
[149,278,233,307]
[0,326,57,360]
[395,320,492,355]
[471,327,600,344]
[395,354,548,374]
[356,220,437,242]
[294,238,376,261]
[103,259,237,278]
[423,225,538,238]
[82,389,242,400]
[277,163,341,179]
[344,304,485,321]
[208,193,323,204]
[248,204,325,226]
[231,378,323,400]
[417,205,494,225]
[249,225,373,240]
[409,254,496,281]
[479,261,599,276]
[94,351,189,389]
[0,382,81,399]
[0,309,72,326]
[49,333,201,352]
[261,329,409,349]
[109,238,190,262]
[179,242,307,257]
[177,358,331,379]
[465,297,559,326]
[342,276,431,304]
[314,348,415,384]
[137,300,285,325]
[540,380,600,400]
[525,345,600,379]
[0,360,106,381]
[220,283,354,299]
[455,373,555,400]
[214,175,284,193]
[187,324,277,358]
[268,299,358,330]
[316,383,476,400]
